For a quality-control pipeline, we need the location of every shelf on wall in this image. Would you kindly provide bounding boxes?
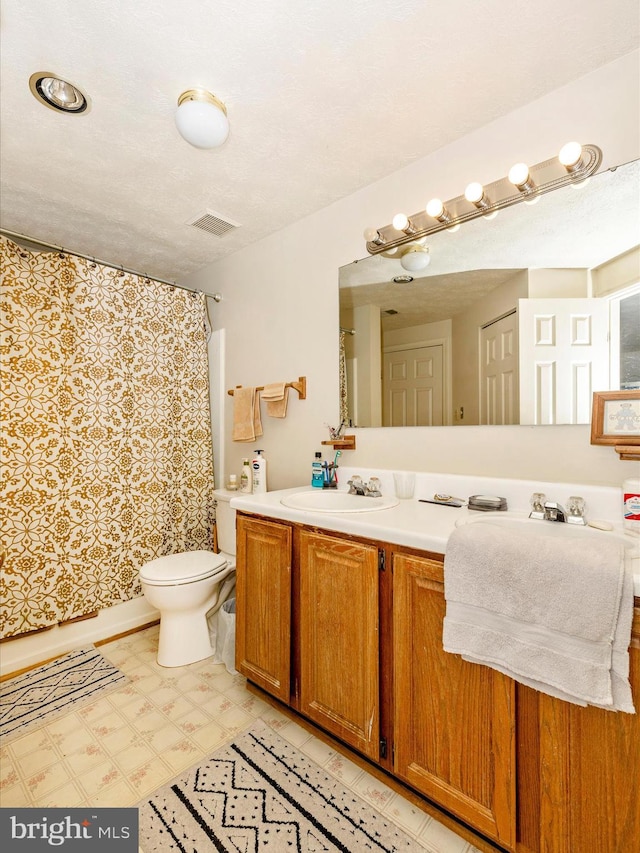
[321,435,356,450]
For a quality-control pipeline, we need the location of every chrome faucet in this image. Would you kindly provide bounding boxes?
[348,475,382,497]
[543,501,566,523]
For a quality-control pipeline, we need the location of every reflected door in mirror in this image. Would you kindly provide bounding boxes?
[480,312,519,425]
[383,344,444,426]
[518,298,610,424]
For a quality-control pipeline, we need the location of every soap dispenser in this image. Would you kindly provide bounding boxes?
[311,452,324,488]
[240,459,253,493]
[252,450,267,494]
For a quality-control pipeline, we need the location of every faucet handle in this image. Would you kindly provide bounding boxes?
[366,477,382,497]
[529,492,546,519]
[348,475,364,496]
[567,495,587,525]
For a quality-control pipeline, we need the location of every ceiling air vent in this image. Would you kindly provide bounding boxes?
[187,210,240,238]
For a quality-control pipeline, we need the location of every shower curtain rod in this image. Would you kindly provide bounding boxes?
[0,228,221,300]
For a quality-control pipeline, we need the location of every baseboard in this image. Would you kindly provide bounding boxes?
[0,597,160,677]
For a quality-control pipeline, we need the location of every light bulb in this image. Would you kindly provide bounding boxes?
[465,182,491,210]
[363,227,385,245]
[426,198,453,224]
[464,182,484,203]
[392,213,417,235]
[175,89,229,149]
[508,163,530,187]
[559,141,583,169]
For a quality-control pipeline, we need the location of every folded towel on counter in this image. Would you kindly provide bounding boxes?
[261,382,289,418]
[442,521,635,713]
[232,387,263,442]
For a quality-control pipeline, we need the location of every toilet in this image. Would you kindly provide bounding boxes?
[140,489,237,667]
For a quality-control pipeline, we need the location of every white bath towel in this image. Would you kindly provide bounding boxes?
[442,521,635,713]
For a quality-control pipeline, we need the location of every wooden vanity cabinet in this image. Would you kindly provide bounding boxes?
[392,550,517,851]
[297,529,381,760]
[235,510,639,853]
[235,514,292,702]
[517,603,640,853]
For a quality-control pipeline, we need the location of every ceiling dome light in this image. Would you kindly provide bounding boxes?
[400,245,430,272]
[175,89,229,149]
[558,141,583,171]
[29,72,88,113]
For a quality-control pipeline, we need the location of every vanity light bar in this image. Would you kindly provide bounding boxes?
[365,143,602,256]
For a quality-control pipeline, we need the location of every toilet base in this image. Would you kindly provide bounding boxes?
[156,611,215,667]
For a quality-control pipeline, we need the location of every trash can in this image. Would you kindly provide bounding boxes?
[215,598,238,675]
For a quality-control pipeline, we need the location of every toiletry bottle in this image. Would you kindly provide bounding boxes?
[252,450,267,494]
[240,459,252,493]
[311,452,324,488]
[227,474,238,491]
[623,477,640,534]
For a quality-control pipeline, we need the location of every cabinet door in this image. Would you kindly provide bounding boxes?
[235,515,292,702]
[533,605,640,853]
[393,552,516,851]
[298,530,380,760]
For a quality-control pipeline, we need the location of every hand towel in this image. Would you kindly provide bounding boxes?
[232,387,263,442]
[442,521,635,713]
[261,382,289,418]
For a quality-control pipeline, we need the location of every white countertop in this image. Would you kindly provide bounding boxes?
[227,471,640,596]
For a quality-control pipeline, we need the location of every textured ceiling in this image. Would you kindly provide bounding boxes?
[1,0,638,281]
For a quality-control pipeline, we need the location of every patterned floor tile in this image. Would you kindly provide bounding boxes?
[2,625,480,852]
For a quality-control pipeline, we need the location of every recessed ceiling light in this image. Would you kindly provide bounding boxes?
[29,72,89,114]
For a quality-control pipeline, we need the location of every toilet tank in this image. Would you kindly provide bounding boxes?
[213,488,236,556]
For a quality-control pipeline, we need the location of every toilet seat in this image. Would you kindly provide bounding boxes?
[140,550,229,586]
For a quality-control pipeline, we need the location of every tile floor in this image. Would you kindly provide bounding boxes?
[0,625,481,852]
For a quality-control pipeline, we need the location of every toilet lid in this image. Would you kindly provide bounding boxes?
[140,550,229,585]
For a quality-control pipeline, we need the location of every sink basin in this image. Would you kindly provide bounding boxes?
[455,511,639,554]
[280,489,399,513]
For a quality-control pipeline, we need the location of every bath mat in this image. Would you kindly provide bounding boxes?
[0,645,129,742]
[138,719,417,852]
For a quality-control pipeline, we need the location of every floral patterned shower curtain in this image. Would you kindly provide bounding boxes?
[0,236,215,638]
[339,330,349,425]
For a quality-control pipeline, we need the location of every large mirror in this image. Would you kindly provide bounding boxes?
[339,159,640,427]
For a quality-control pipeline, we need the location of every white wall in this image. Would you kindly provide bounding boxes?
[186,51,640,490]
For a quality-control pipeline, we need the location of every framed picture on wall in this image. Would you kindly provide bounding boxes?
[590,391,640,446]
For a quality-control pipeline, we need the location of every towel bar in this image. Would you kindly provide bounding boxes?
[227,376,306,399]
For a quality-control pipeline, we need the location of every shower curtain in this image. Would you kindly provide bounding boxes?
[0,236,215,639]
[339,330,349,425]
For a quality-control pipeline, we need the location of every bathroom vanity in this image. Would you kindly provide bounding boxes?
[231,479,640,853]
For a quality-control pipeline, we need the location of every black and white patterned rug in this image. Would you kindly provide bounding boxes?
[139,720,418,852]
[0,645,129,742]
